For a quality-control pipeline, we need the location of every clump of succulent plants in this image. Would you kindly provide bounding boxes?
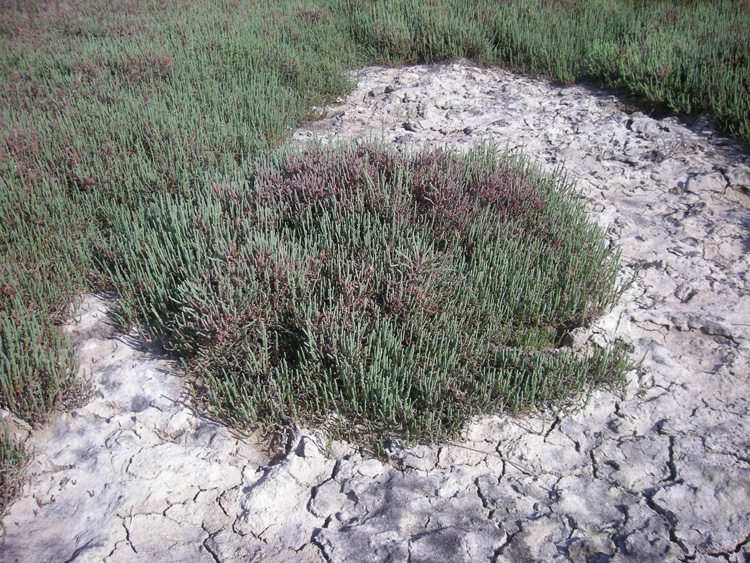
[105,141,627,445]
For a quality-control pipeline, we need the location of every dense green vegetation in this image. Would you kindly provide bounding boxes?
[1,0,748,516]
[104,142,626,442]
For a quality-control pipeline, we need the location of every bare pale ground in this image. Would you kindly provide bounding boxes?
[3,62,750,562]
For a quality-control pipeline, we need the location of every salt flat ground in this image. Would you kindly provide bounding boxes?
[3,62,750,563]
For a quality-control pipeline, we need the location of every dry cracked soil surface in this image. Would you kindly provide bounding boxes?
[2,61,750,563]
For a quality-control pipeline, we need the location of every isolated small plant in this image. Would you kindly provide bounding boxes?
[0,420,29,525]
[105,141,627,445]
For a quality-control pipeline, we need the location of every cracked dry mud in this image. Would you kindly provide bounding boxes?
[3,62,750,562]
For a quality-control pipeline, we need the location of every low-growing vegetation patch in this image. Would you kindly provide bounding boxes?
[103,142,628,444]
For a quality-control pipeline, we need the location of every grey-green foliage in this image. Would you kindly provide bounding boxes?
[104,142,627,444]
[0,0,360,431]
[0,178,90,422]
